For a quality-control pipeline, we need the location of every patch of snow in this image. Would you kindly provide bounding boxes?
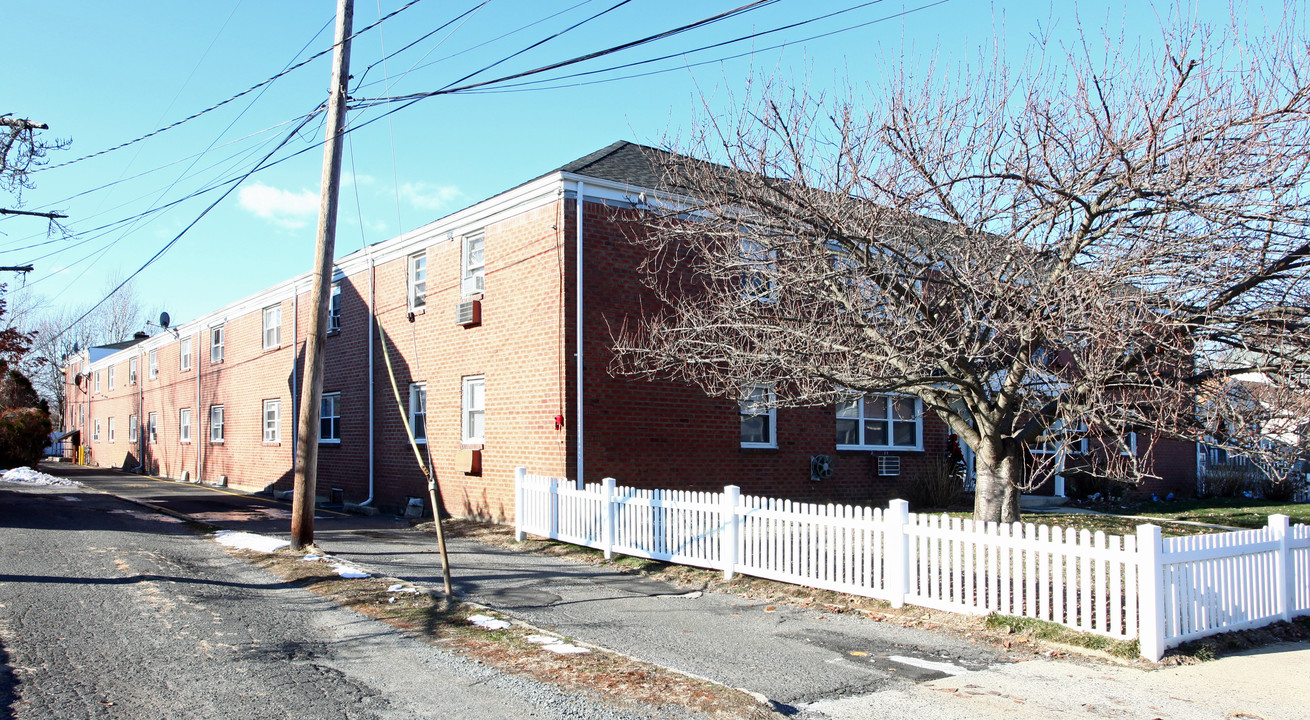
[468,614,511,630]
[886,655,970,676]
[214,530,290,553]
[331,563,370,579]
[1,467,82,487]
[525,634,561,645]
[301,554,324,561]
[541,643,590,655]
[386,583,418,594]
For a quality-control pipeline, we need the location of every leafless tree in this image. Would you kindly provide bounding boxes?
[615,7,1310,521]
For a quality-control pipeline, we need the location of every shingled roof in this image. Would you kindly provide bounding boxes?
[553,140,672,188]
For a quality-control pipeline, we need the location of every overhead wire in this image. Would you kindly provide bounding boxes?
[39,0,428,172]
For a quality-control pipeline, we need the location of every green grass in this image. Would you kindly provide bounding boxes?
[947,511,1220,538]
[1115,497,1310,529]
[984,614,1141,660]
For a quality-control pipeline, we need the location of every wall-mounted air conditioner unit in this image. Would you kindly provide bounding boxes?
[455,299,481,327]
[877,455,901,477]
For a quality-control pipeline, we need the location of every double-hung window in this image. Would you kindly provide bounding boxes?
[129,414,138,443]
[740,238,778,303]
[210,325,225,363]
[407,253,427,311]
[835,394,922,451]
[408,383,427,443]
[328,283,342,332]
[462,376,485,444]
[1033,421,1088,456]
[320,393,341,443]
[94,371,101,393]
[263,399,281,443]
[93,418,100,441]
[108,366,115,390]
[179,408,192,443]
[210,405,225,443]
[462,233,485,295]
[108,417,116,443]
[263,306,282,350]
[180,336,192,371]
[740,384,777,448]
[129,357,138,384]
[148,350,159,379]
[148,413,158,443]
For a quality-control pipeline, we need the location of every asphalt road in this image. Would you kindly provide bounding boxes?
[0,481,699,720]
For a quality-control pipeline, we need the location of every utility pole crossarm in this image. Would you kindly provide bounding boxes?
[1,208,68,219]
[0,265,34,273]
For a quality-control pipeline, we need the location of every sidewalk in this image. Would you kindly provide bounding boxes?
[38,463,1310,719]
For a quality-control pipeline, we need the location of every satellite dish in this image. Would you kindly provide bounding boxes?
[159,311,171,329]
[72,342,79,353]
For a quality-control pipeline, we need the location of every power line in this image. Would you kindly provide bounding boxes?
[455,0,951,95]
[38,0,426,172]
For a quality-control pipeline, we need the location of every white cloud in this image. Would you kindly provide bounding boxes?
[342,172,377,188]
[399,182,463,212]
[238,182,319,229]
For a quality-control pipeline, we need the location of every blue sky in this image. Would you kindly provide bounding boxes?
[0,1,1291,331]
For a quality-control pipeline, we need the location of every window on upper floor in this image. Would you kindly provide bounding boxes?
[263,306,282,350]
[94,371,101,393]
[740,238,779,303]
[210,324,224,363]
[835,394,922,451]
[108,366,115,390]
[148,349,159,379]
[180,336,192,371]
[328,283,342,332]
[320,392,341,443]
[463,376,485,444]
[408,253,427,311]
[409,383,427,443]
[129,357,138,384]
[740,384,777,449]
[462,232,485,296]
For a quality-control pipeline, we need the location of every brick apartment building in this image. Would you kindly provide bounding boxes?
[61,141,1199,519]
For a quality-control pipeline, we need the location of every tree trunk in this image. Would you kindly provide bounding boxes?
[973,445,1023,523]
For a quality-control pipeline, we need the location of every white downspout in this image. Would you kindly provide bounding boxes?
[575,180,585,490]
[362,251,376,506]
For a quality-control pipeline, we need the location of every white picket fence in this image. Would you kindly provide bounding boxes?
[514,468,1310,660]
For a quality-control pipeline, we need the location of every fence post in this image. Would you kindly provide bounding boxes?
[1271,514,1292,622]
[514,467,528,541]
[722,485,741,580]
[602,477,616,560]
[548,476,560,540]
[1137,524,1165,662]
[887,499,910,608]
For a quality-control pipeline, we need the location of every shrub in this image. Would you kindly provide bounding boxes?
[1200,464,1261,498]
[906,448,965,510]
[0,406,52,468]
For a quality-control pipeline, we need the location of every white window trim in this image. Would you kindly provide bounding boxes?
[409,382,427,444]
[148,350,159,379]
[408,252,428,311]
[180,336,192,371]
[328,283,342,332]
[108,366,115,391]
[263,399,281,443]
[319,392,341,444]
[263,305,282,350]
[129,414,138,443]
[94,371,101,393]
[740,384,777,449]
[461,232,485,296]
[462,376,485,444]
[210,405,225,444]
[148,413,158,443]
[179,408,192,444]
[835,394,924,452]
[93,418,100,441]
[108,417,116,443]
[1032,421,1089,456]
[211,325,225,363]
[129,357,138,384]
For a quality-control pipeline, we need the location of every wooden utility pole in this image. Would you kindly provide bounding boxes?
[291,0,353,549]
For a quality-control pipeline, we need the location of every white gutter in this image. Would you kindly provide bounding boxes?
[575,180,585,490]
